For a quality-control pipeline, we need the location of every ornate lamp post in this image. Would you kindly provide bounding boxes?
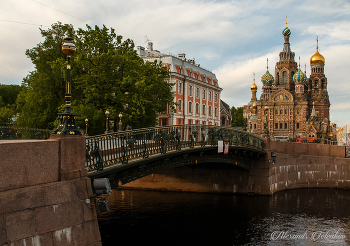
[85,118,88,136]
[264,106,269,138]
[105,110,110,134]
[118,113,123,131]
[53,37,81,135]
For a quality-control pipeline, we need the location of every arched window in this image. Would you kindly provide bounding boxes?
[276,72,279,84]
[221,117,225,126]
[189,101,192,113]
[283,71,287,84]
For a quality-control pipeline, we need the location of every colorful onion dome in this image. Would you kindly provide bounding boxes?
[282,26,291,36]
[261,58,274,84]
[282,16,291,36]
[293,69,307,83]
[310,37,325,64]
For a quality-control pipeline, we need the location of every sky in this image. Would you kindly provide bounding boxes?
[1,0,350,126]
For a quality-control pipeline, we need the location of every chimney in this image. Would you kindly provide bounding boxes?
[178,53,186,61]
[147,42,153,51]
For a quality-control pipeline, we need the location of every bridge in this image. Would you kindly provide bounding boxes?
[85,125,265,188]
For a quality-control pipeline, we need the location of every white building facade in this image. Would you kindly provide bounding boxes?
[137,42,222,126]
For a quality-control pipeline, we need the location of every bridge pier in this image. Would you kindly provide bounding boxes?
[0,135,102,246]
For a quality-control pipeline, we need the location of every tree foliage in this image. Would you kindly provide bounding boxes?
[0,84,22,126]
[16,22,175,135]
[231,106,245,128]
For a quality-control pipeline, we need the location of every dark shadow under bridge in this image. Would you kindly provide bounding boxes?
[86,125,266,188]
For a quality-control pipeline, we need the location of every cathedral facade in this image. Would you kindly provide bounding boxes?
[243,21,331,141]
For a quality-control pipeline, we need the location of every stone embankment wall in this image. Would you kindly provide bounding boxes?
[122,139,349,195]
[0,135,101,246]
[266,139,349,194]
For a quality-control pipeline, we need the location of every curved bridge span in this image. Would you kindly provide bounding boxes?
[86,125,265,187]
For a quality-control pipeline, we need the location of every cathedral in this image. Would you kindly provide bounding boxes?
[243,20,331,141]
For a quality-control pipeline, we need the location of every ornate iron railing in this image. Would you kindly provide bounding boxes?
[86,125,265,171]
[0,126,52,140]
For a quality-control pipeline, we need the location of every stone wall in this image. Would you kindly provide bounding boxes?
[0,136,102,246]
[266,139,349,194]
[122,139,349,195]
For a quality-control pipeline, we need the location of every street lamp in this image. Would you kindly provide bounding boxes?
[105,110,109,134]
[85,118,88,136]
[264,106,269,138]
[118,112,123,131]
[53,37,81,135]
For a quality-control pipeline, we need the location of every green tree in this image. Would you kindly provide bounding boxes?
[231,106,245,128]
[16,23,175,134]
[0,84,22,126]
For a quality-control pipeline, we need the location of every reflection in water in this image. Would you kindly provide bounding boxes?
[98,188,350,246]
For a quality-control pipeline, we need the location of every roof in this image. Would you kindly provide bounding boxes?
[220,100,230,111]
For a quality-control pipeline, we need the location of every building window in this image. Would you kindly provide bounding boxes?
[189,101,192,113]
[285,123,287,129]
[283,71,287,84]
[203,89,206,99]
[209,91,212,101]
[178,119,182,125]
[275,123,278,129]
[203,76,206,82]
[297,109,300,114]
[178,82,182,94]
[178,99,182,112]
[189,85,193,96]
[189,71,192,77]
[280,123,283,129]
[215,93,218,103]
[297,122,300,129]
[214,107,217,117]
[209,106,212,116]
[285,110,287,115]
[280,110,283,115]
[222,117,225,125]
[275,110,278,115]
[196,103,200,114]
[196,87,199,98]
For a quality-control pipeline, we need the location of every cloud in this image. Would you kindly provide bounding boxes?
[214,50,279,107]
[305,21,350,41]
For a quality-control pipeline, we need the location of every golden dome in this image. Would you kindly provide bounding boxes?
[310,37,325,65]
[252,101,257,109]
[251,81,258,91]
[310,48,325,64]
[328,131,333,139]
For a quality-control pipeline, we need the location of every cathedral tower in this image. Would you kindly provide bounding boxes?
[275,17,298,90]
[308,37,330,121]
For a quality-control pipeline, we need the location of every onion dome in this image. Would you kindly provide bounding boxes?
[251,81,258,91]
[293,69,306,83]
[293,57,307,83]
[282,16,291,36]
[261,58,274,84]
[252,101,257,109]
[310,37,325,64]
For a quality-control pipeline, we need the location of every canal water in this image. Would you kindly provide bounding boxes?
[98,188,350,245]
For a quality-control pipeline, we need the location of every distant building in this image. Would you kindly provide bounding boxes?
[243,20,331,140]
[137,42,222,126]
[220,100,232,126]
